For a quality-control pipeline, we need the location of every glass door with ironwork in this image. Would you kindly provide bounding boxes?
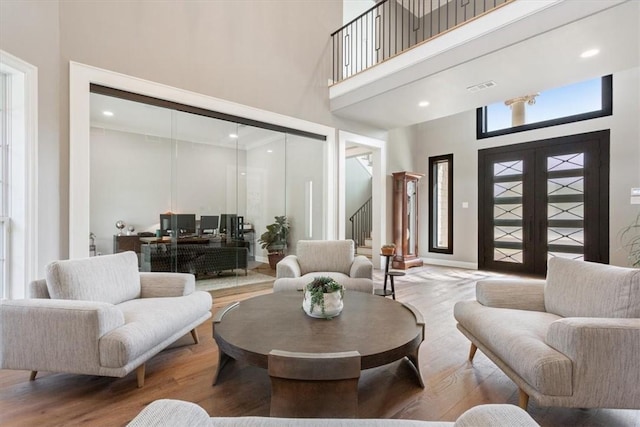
[479,131,609,276]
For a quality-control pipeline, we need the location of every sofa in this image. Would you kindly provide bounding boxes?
[454,257,640,410]
[127,399,540,426]
[0,251,212,387]
[273,240,373,293]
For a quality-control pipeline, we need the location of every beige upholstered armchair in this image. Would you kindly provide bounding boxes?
[273,240,373,293]
[454,257,640,410]
[0,252,212,387]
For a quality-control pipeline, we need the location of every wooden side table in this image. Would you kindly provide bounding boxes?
[374,253,405,300]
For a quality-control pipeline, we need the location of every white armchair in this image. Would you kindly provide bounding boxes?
[0,251,212,387]
[273,240,373,293]
[454,257,640,410]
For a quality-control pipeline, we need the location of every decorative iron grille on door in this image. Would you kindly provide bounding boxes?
[479,130,609,276]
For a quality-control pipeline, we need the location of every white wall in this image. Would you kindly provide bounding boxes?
[389,67,640,268]
[90,128,245,255]
[1,0,343,274]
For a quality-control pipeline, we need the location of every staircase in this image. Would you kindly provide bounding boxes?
[349,197,372,258]
[356,237,373,259]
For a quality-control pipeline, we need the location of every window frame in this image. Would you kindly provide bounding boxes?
[476,75,612,139]
[428,153,453,254]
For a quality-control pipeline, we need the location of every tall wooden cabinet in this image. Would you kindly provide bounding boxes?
[392,172,424,269]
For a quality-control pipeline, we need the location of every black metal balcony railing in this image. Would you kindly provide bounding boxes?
[331,0,511,84]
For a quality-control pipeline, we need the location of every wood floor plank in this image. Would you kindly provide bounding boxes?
[1,265,638,426]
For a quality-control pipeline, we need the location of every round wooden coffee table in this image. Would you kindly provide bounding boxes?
[212,291,424,387]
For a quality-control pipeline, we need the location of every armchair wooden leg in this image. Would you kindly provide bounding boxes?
[136,364,146,388]
[190,328,199,344]
[518,388,529,410]
[29,371,37,381]
[468,343,478,362]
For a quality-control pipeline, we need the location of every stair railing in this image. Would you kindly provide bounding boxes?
[349,197,372,249]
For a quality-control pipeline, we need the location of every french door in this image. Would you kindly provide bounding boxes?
[478,130,609,276]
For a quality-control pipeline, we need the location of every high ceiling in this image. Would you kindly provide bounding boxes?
[330,0,639,131]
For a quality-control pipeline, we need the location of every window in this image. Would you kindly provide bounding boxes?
[0,72,7,296]
[477,75,612,139]
[428,154,453,254]
[0,50,38,300]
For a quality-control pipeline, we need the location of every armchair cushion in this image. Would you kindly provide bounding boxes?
[545,317,640,407]
[545,257,640,318]
[296,240,354,276]
[46,252,141,305]
[454,301,571,396]
[139,272,195,298]
[100,292,211,368]
[0,299,125,375]
[476,279,546,312]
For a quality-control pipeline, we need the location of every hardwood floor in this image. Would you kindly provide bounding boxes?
[1,265,638,426]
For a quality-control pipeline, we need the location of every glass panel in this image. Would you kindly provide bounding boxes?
[493,247,523,263]
[89,94,173,261]
[407,180,416,255]
[494,226,523,243]
[546,152,585,258]
[493,160,523,177]
[492,160,523,263]
[547,153,584,171]
[548,176,584,196]
[0,73,5,297]
[494,181,523,198]
[548,228,584,246]
[493,204,523,221]
[91,92,327,293]
[485,77,603,132]
[285,134,325,251]
[435,161,449,248]
[548,202,584,220]
[548,252,584,261]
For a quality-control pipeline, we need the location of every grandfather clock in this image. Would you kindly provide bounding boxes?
[392,172,424,269]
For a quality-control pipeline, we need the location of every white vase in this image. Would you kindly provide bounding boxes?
[302,289,344,318]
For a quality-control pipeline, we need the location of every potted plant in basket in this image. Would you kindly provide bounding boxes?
[258,215,290,269]
[302,276,345,319]
[381,243,396,256]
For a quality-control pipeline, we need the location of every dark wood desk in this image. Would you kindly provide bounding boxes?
[213,291,425,389]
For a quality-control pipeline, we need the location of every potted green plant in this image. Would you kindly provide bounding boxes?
[258,215,290,269]
[302,276,345,319]
[381,243,396,256]
[619,211,640,267]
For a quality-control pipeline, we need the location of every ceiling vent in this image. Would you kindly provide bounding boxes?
[467,80,497,93]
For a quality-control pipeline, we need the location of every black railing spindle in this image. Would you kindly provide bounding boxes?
[331,0,511,84]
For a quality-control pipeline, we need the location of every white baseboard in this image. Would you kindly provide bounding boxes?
[420,257,478,270]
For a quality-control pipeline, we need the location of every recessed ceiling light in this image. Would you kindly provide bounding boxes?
[580,49,599,58]
[103,111,114,117]
[418,101,430,107]
[267,149,273,153]
[229,133,238,139]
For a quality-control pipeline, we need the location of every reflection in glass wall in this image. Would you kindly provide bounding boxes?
[89,92,325,292]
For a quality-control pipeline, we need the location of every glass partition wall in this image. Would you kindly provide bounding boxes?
[90,91,325,291]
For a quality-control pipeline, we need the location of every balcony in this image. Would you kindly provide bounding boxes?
[331,0,512,85]
[329,0,635,131]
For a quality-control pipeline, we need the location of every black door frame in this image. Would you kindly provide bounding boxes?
[478,130,610,276]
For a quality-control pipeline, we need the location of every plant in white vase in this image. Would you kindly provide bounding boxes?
[302,276,345,319]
